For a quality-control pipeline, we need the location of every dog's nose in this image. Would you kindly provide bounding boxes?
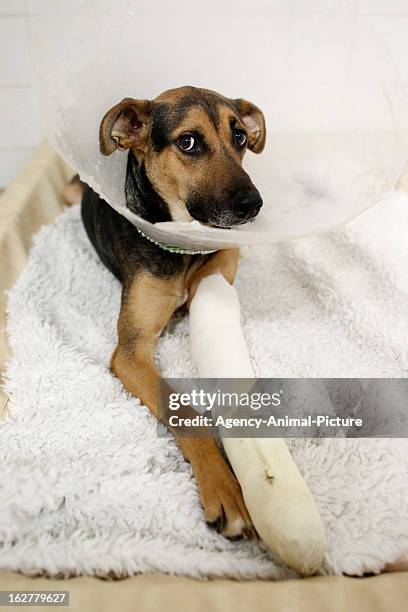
[231,188,263,219]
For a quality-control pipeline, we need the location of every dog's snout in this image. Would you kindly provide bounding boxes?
[231,188,263,219]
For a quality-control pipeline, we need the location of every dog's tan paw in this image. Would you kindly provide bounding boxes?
[196,456,254,540]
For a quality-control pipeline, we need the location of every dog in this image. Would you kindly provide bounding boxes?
[77,86,266,539]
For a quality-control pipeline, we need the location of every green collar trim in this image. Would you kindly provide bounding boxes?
[136,226,216,255]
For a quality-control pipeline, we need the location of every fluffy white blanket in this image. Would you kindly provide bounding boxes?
[1,195,408,579]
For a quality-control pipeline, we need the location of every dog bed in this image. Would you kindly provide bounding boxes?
[1,192,408,579]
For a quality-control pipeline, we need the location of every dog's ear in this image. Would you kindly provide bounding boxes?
[99,98,152,156]
[232,99,266,154]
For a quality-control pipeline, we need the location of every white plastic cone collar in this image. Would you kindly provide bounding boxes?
[31,0,408,251]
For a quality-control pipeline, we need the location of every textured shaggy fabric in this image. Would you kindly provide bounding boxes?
[1,195,408,579]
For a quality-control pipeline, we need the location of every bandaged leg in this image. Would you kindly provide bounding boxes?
[189,273,326,575]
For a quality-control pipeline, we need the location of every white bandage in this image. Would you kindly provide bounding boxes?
[189,273,326,575]
[189,273,253,378]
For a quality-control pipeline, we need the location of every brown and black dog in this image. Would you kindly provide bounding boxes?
[78,86,266,539]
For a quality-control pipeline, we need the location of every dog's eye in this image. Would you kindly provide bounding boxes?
[234,129,247,148]
[178,134,197,153]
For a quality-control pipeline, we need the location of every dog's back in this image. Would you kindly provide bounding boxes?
[81,184,124,281]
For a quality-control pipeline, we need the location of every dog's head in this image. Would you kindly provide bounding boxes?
[99,86,266,228]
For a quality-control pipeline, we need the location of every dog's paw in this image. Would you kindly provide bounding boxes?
[196,455,254,540]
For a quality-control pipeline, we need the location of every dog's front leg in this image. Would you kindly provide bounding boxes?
[186,248,240,304]
[110,271,253,539]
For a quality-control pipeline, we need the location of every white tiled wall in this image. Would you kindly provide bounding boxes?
[359,0,408,15]
[1,0,408,187]
[0,0,41,187]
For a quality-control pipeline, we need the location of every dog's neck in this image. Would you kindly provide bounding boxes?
[125,150,172,224]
